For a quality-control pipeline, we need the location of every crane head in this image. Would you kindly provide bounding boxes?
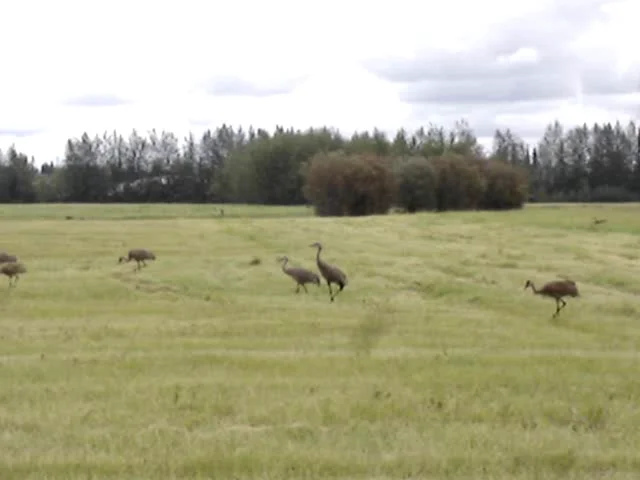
[276,255,288,263]
[524,280,533,290]
[309,242,322,250]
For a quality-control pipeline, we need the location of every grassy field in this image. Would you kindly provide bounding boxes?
[1,202,640,479]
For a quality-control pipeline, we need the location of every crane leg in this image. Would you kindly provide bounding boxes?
[327,281,335,302]
[558,298,567,313]
[331,282,345,300]
[552,298,567,318]
[295,284,300,294]
[302,284,309,294]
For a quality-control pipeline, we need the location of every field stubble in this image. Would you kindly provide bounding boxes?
[1,203,640,479]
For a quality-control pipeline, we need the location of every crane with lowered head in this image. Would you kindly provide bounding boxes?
[118,248,156,271]
[309,242,348,302]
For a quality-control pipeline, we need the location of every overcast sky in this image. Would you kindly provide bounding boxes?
[1,0,638,165]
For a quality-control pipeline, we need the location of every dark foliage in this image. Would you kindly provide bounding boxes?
[393,157,438,213]
[1,119,638,215]
[303,151,395,216]
[478,160,529,210]
[430,154,487,211]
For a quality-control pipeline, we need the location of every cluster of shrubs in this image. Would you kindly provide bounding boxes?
[302,151,528,216]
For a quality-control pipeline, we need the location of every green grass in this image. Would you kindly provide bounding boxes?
[0,203,311,220]
[1,202,640,479]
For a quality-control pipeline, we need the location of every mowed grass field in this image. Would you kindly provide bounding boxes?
[1,203,640,479]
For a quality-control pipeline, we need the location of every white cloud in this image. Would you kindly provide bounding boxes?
[496,48,540,67]
[0,0,638,165]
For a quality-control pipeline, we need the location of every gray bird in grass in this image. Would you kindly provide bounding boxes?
[0,252,18,264]
[1,262,26,287]
[277,255,320,293]
[309,242,348,302]
[118,248,156,271]
[524,278,580,318]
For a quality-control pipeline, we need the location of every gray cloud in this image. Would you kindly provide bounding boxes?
[365,0,609,84]
[0,127,44,137]
[189,117,210,128]
[363,0,639,138]
[471,116,563,141]
[201,74,306,97]
[409,91,639,141]
[481,0,608,55]
[377,46,638,106]
[607,94,640,116]
[63,93,130,107]
[402,71,573,105]
[581,62,640,96]
[406,106,546,140]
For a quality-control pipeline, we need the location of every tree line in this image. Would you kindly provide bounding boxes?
[1,119,639,215]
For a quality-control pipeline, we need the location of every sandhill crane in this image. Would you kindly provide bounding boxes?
[0,252,18,264]
[524,278,580,318]
[277,255,320,294]
[1,262,26,287]
[310,242,348,302]
[118,248,156,271]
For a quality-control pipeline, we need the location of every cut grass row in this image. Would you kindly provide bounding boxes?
[0,203,639,478]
